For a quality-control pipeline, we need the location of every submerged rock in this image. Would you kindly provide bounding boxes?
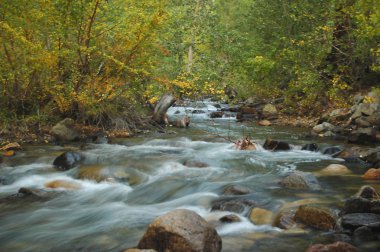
[0,187,53,203]
[53,151,83,170]
[294,205,336,231]
[223,185,252,196]
[183,159,209,168]
[249,207,274,225]
[137,209,222,252]
[279,171,321,191]
[305,241,358,252]
[273,209,297,229]
[44,179,82,190]
[211,198,256,214]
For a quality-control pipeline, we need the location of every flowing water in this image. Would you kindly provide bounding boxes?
[0,102,379,251]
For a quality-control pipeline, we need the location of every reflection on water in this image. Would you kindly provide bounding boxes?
[0,109,376,252]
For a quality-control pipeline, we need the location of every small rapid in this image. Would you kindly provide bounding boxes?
[0,100,369,251]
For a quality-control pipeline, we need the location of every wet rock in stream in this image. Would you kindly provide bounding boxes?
[137,209,222,252]
[305,241,358,252]
[263,139,291,151]
[211,198,257,214]
[279,171,321,191]
[294,205,336,231]
[223,185,252,196]
[53,151,83,170]
[219,214,241,223]
[0,187,55,204]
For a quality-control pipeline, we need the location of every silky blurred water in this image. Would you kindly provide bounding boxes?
[0,104,377,252]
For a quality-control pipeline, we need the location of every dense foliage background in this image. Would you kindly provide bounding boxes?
[1,0,379,126]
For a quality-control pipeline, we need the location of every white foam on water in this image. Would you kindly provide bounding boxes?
[216,218,281,236]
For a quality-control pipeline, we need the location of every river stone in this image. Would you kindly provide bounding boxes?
[341,213,380,230]
[210,111,224,118]
[353,226,375,243]
[223,185,252,196]
[249,207,274,225]
[183,159,209,168]
[124,249,157,252]
[0,142,22,151]
[362,147,380,167]
[313,122,335,134]
[355,185,379,199]
[44,179,82,190]
[355,116,371,127]
[319,164,351,175]
[363,168,380,180]
[258,119,271,126]
[262,104,278,119]
[348,127,377,144]
[50,118,79,142]
[294,205,336,230]
[301,143,319,152]
[273,209,297,229]
[342,197,380,215]
[279,171,321,191]
[219,214,241,223]
[211,198,256,213]
[321,146,343,157]
[53,151,83,170]
[305,241,358,252]
[137,209,222,252]
[0,187,52,203]
[263,139,291,151]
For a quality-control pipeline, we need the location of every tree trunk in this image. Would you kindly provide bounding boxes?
[152,93,176,124]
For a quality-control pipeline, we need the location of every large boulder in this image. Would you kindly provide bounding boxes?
[50,118,79,142]
[279,171,321,191]
[294,205,336,231]
[137,209,222,252]
[53,151,83,170]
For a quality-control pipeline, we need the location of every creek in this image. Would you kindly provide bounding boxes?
[0,101,377,251]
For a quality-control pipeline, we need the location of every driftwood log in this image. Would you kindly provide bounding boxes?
[152,93,176,124]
